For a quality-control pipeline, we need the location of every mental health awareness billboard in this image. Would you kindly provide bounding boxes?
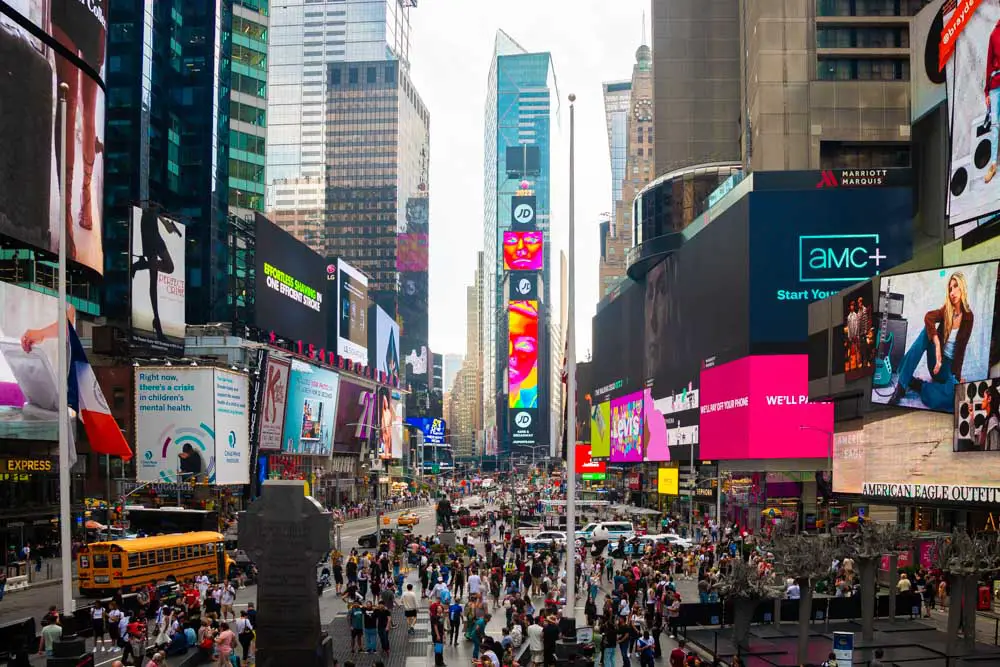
[135,367,250,484]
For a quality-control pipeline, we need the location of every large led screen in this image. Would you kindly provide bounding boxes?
[257,355,290,452]
[642,388,670,462]
[502,231,544,271]
[281,360,340,456]
[401,196,430,390]
[333,378,375,454]
[609,392,643,463]
[574,443,607,475]
[871,262,1000,411]
[945,0,1000,232]
[954,378,1000,451]
[590,400,610,458]
[336,258,369,365]
[843,282,876,381]
[508,300,539,409]
[0,13,105,274]
[700,355,833,460]
[374,304,400,381]
[131,206,186,355]
[254,215,327,350]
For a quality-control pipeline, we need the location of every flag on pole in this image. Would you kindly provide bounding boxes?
[68,324,133,460]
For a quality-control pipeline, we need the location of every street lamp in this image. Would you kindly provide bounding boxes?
[800,425,834,533]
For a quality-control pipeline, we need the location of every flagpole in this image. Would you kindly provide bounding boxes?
[564,93,577,619]
[57,82,74,612]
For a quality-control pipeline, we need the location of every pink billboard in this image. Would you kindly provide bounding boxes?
[699,355,833,460]
[610,392,643,462]
[643,388,670,462]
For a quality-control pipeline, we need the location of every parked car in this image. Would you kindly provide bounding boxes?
[525,530,568,553]
[358,527,409,549]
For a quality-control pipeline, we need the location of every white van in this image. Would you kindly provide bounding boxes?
[590,521,635,542]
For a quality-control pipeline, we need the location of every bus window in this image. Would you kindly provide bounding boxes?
[128,553,139,569]
[186,546,193,559]
[193,545,201,557]
[156,550,165,564]
[206,543,214,554]
[112,554,122,569]
[171,548,179,561]
[80,555,90,568]
[93,554,109,569]
[139,552,149,567]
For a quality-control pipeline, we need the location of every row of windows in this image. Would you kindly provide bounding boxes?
[637,127,653,143]
[231,130,266,156]
[330,64,398,86]
[816,58,909,81]
[816,27,909,48]
[816,0,925,17]
[232,44,266,69]
[82,542,219,570]
[231,100,266,126]
[230,158,265,183]
[233,72,266,98]
[233,15,267,42]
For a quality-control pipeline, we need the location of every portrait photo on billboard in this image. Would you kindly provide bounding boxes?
[0,14,105,275]
[871,262,999,411]
[377,386,393,459]
[333,379,374,454]
[337,258,369,365]
[254,215,327,348]
[502,231,544,271]
[281,360,340,456]
[374,305,400,381]
[945,0,1000,230]
[843,282,876,381]
[0,282,65,436]
[954,378,1000,451]
[508,300,539,409]
[5,0,109,80]
[131,206,186,353]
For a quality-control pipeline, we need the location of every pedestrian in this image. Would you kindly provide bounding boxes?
[91,602,108,652]
[0,567,6,601]
[220,581,237,622]
[431,609,446,667]
[362,600,378,653]
[214,622,236,667]
[376,601,391,655]
[402,583,419,634]
[107,601,124,652]
[636,630,654,667]
[235,610,254,664]
[348,603,365,654]
[38,618,63,657]
[448,597,463,645]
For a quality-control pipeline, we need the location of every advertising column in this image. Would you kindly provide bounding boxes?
[508,194,542,450]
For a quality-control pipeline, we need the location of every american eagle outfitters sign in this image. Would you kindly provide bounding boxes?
[863,482,1000,505]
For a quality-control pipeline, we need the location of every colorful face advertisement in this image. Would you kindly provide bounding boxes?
[281,360,340,456]
[699,355,833,460]
[131,206,186,355]
[642,388,670,462]
[502,231,544,271]
[257,355,291,452]
[135,367,250,484]
[508,300,539,409]
[842,282,876,381]
[590,401,611,458]
[0,283,61,439]
[945,0,1000,235]
[870,262,999,411]
[609,392,643,463]
[333,379,375,454]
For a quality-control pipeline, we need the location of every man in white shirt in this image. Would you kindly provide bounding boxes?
[526,618,544,665]
[402,584,419,634]
[786,579,801,600]
[468,571,482,596]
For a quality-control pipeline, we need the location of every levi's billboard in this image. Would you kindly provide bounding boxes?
[699,355,833,460]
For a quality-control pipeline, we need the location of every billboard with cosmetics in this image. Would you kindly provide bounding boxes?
[333,378,375,454]
[508,300,539,409]
[842,282,876,381]
[870,262,999,411]
[502,231,544,271]
[609,391,643,463]
[590,400,611,458]
[699,355,833,460]
[281,360,341,456]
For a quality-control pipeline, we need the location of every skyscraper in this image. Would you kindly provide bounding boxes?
[103,0,268,325]
[482,30,561,458]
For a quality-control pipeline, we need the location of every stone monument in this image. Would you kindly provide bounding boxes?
[239,480,331,667]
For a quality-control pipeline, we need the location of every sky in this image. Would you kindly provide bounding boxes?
[409,0,649,360]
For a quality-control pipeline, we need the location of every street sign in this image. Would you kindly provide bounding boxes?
[431,464,441,474]
[581,473,606,481]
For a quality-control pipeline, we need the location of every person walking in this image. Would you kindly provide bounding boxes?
[402,584,419,634]
[448,597,463,646]
[214,622,236,667]
[375,601,391,656]
[235,610,254,664]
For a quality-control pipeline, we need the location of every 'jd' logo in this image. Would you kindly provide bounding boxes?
[798,234,887,283]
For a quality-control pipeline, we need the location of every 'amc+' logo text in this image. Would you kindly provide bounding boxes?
[777,234,887,302]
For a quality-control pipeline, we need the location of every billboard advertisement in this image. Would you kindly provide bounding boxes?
[508,300,539,409]
[254,214,327,350]
[510,195,537,230]
[509,272,538,300]
[397,232,428,271]
[657,467,679,495]
[0,282,61,439]
[510,407,537,447]
[376,386,395,459]
[609,392,643,463]
[135,368,250,484]
[281,359,340,456]
[257,355,290,452]
[593,278,646,394]
[374,304,400,381]
[335,258,369,365]
[871,262,999,411]
[400,197,430,394]
[333,378,375,454]
[590,400,611,458]
[0,11,106,275]
[502,231,544,271]
[131,206,186,355]
[574,443,607,475]
[911,0,950,122]
[643,388,670,462]
[945,0,1000,231]
[955,378,1000,451]
[843,282,876,381]
[699,355,833,460]
[407,417,447,445]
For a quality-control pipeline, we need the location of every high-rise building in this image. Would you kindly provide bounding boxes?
[602,81,631,217]
[103,0,269,325]
[599,40,655,297]
[741,0,917,171]
[483,30,560,458]
[442,353,464,394]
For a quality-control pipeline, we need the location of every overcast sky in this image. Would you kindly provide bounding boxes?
[409,0,649,360]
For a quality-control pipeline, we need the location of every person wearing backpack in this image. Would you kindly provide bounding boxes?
[448,598,463,645]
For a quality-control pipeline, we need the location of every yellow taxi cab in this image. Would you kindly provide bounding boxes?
[397,511,420,527]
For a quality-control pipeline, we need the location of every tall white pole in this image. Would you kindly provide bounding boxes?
[689,441,694,538]
[564,93,577,619]
[57,82,73,612]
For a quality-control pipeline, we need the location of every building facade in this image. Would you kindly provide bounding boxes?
[599,81,630,298]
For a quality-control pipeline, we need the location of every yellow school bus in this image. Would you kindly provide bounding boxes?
[77,531,236,597]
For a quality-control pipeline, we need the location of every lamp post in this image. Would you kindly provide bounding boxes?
[565,92,578,619]
[56,82,72,612]
[799,425,834,533]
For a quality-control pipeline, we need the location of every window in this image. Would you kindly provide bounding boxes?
[139,552,149,567]
[156,549,165,564]
[93,554,109,569]
[80,555,90,568]
[349,68,358,84]
[171,548,180,561]
[367,67,376,84]
[128,553,139,569]
[111,554,122,569]
[385,65,395,83]
[332,68,341,85]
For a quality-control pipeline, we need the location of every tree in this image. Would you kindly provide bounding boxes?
[845,522,912,641]
[934,531,1000,654]
[769,531,838,665]
[715,556,782,650]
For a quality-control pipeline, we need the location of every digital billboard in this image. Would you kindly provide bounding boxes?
[397,232,428,271]
[407,417,447,445]
[336,258,369,365]
[509,272,538,300]
[642,388,670,462]
[842,282,875,381]
[699,355,833,460]
[257,355,291,452]
[511,195,537,230]
[0,13,106,275]
[401,196,430,393]
[508,300,539,409]
[377,386,395,459]
[281,359,340,456]
[131,206,186,355]
[135,368,250,484]
[590,400,610,458]
[955,378,1000,451]
[374,304,400,381]
[574,443,607,476]
[593,278,646,394]
[333,378,375,454]
[510,406,538,447]
[870,262,999,411]
[609,392,643,463]
[0,282,61,439]
[254,214,327,350]
[502,231,544,271]
[657,468,679,495]
[911,0,949,123]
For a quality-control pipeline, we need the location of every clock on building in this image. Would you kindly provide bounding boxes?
[633,97,652,122]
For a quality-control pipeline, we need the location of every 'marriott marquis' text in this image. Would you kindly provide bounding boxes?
[263,262,322,313]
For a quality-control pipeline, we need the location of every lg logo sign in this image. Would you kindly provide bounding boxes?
[515,411,532,428]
